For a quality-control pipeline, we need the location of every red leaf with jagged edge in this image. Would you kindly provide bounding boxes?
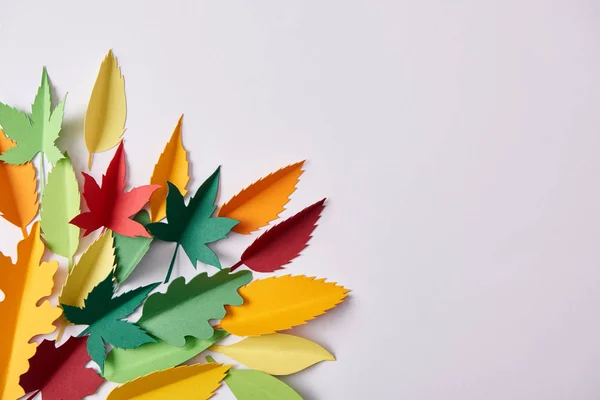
[70,142,160,238]
[19,337,104,400]
[231,198,326,273]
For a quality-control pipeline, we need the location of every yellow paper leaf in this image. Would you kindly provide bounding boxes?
[218,161,305,234]
[85,49,127,169]
[0,131,39,236]
[0,222,61,399]
[149,115,190,222]
[219,275,349,336]
[107,363,231,400]
[59,231,115,306]
[211,333,335,375]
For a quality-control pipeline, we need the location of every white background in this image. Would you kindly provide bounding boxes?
[1,1,600,399]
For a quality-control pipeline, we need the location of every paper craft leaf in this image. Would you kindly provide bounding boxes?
[104,330,229,383]
[218,161,305,234]
[149,115,189,222]
[137,268,252,346]
[59,231,115,307]
[219,275,348,336]
[232,198,326,273]
[224,369,303,400]
[19,337,103,400]
[85,49,127,169]
[0,67,66,165]
[107,363,231,400]
[62,273,158,372]
[40,153,80,265]
[70,141,160,237]
[211,333,334,375]
[0,222,61,399]
[113,209,153,282]
[146,168,238,269]
[0,131,38,234]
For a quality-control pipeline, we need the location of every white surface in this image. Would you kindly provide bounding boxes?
[1,1,600,399]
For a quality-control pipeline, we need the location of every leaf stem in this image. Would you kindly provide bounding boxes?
[206,355,216,363]
[39,152,46,194]
[20,226,27,238]
[68,256,74,272]
[164,243,180,283]
[230,260,243,272]
[88,153,93,170]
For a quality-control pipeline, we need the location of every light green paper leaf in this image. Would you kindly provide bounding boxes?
[40,154,80,266]
[113,210,153,282]
[137,268,252,347]
[104,330,229,383]
[225,369,303,400]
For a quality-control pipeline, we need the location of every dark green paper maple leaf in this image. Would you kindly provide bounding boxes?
[61,273,159,372]
[0,67,66,165]
[146,167,239,282]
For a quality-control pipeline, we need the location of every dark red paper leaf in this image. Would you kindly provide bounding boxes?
[70,142,160,238]
[231,198,326,273]
[19,337,104,400]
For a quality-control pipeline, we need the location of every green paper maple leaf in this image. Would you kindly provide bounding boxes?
[0,67,66,165]
[61,273,159,372]
[147,167,239,282]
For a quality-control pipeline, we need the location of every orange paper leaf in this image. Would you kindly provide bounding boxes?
[0,131,39,236]
[0,222,61,399]
[218,161,305,234]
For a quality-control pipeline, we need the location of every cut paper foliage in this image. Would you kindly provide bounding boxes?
[224,368,303,400]
[146,168,238,281]
[149,115,189,222]
[113,210,153,282]
[211,333,334,375]
[0,131,38,236]
[137,268,252,346]
[70,142,160,237]
[85,49,127,169]
[19,337,103,400]
[0,222,61,400]
[218,161,305,234]
[0,67,66,166]
[231,198,326,272]
[62,273,159,372]
[107,363,231,400]
[40,154,80,267]
[104,330,229,383]
[219,275,348,336]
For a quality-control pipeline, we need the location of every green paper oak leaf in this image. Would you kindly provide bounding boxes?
[61,273,159,372]
[0,67,66,165]
[137,268,252,347]
[147,167,239,270]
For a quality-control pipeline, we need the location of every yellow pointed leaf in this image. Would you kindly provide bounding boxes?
[59,231,115,307]
[218,161,305,234]
[219,275,349,336]
[149,115,190,222]
[211,333,334,375]
[85,49,127,169]
[107,363,231,400]
[0,222,61,399]
[0,131,39,236]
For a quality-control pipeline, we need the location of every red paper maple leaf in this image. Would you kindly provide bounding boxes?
[19,337,104,400]
[70,142,160,237]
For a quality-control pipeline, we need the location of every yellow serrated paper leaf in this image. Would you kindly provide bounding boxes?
[219,275,349,336]
[0,222,61,399]
[59,231,115,306]
[211,333,335,375]
[107,363,231,400]
[149,115,189,222]
[218,161,305,234]
[85,49,127,169]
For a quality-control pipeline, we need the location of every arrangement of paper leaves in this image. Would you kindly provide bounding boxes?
[0,50,349,400]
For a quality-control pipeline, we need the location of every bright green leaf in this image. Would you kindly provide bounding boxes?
[225,369,303,400]
[113,210,153,283]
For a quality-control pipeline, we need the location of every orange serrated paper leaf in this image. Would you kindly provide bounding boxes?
[149,115,189,222]
[218,161,305,234]
[0,131,39,236]
[219,275,349,336]
[0,222,61,399]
